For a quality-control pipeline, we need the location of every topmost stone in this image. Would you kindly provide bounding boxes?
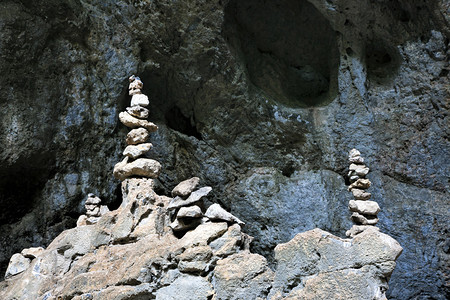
[349,149,361,158]
[129,75,143,95]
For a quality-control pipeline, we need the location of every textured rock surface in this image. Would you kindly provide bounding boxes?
[0,179,402,299]
[0,1,448,298]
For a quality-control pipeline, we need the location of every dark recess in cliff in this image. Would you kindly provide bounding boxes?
[223,0,339,108]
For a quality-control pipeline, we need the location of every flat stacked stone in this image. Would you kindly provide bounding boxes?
[76,193,110,226]
[168,177,244,232]
[113,75,161,181]
[346,149,380,237]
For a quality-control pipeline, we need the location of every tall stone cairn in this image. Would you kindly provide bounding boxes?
[345,149,381,237]
[113,75,161,181]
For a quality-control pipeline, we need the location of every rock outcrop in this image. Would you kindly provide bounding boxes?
[0,1,448,298]
[0,81,403,299]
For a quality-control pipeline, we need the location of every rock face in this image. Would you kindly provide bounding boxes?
[0,176,402,300]
[0,1,448,299]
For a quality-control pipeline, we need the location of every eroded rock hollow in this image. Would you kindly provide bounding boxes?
[0,0,448,299]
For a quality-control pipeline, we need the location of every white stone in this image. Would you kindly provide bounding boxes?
[5,254,30,279]
[85,193,101,205]
[123,143,152,159]
[126,128,149,145]
[119,112,157,132]
[351,188,371,200]
[205,204,245,225]
[168,187,212,210]
[131,94,149,107]
[349,149,361,158]
[348,178,371,190]
[351,212,379,225]
[349,200,380,215]
[113,157,162,181]
[346,225,379,238]
[177,206,203,219]
[126,105,149,119]
[21,247,45,259]
[172,177,200,198]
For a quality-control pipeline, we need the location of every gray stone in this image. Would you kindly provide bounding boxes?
[176,245,212,273]
[119,112,157,132]
[177,205,202,219]
[113,157,162,181]
[351,212,379,225]
[205,203,244,225]
[126,105,149,119]
[351,188,371,200]
[171,177,200,198]
[126,128,149,145]
[4,254,30,279]
[349,200,380,215]
[346,225,379,238]
[85,194,101,205]
[123,143,152,159]
[155,275,214,300]
[349,155,364,164]
[130,94,149,107]
[214,251,274,300]
[348,178,371,190]
[168,186,212,210]
[349,163,370,177]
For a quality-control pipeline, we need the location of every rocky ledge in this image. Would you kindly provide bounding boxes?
[0,177,402,300]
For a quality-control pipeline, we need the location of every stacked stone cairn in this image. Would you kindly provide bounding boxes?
[346,148,381,237]
[168,177,244,233]
[76,193,110,226]
[113,75,161,181]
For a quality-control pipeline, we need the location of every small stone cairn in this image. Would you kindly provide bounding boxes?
[113,75,161,181]
[168,177,244,232]
[76,193,109,226]
[345,149,381,237]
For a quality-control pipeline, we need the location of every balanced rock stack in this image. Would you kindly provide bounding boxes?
[113,75,161,181]
[76,193,110,226]
[346,149,381,237]
[168,177,244,233]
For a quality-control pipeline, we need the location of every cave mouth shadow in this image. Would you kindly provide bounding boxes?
[223,0,340,108]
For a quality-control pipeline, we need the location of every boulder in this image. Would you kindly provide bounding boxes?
[171,177,200,198]
[155,275,214,300]
[119,112,157,131]
[123,143,152,159]
[126,128,149,145]
[214,251,274,300]
[4,254,30,279]
[113,157,162,181]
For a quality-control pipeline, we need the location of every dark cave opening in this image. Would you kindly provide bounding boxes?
[223,0,339,108]
[165,106,202,140]
[365,40,401,84]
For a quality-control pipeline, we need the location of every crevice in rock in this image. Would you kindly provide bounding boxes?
[165,106,202,140]
[223,0,339,108]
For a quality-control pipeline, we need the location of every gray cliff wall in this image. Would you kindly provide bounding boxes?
[0,1,448,299]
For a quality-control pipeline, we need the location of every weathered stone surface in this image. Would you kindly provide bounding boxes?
[126,105,149,119]
[348,178,371,190]
[351,188,371,200]
[0,1,447,297]
[4,254,30,279]
[349,163,370,177]
[170,218,201,232]
[214,251,274,300]
[155,275,214,300]
[113,157,161,181]
[349,200,380,215]
[180,222,228,248]
[20,247,44,259]
[168,186,212,210]
[126,127,149,145]
[85,193,101,205]
[121,178,157,207]
[205,203,244,225]
[123,143,152,159]
[131,94,149,107]
[209,224,243,257]
[119,112,158,131]
[171,177,200,198]
[177,245,212,273]
[270,228,402,299]
[351,212,379,225]
[177,205,202,219]
[346,225,379,237]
